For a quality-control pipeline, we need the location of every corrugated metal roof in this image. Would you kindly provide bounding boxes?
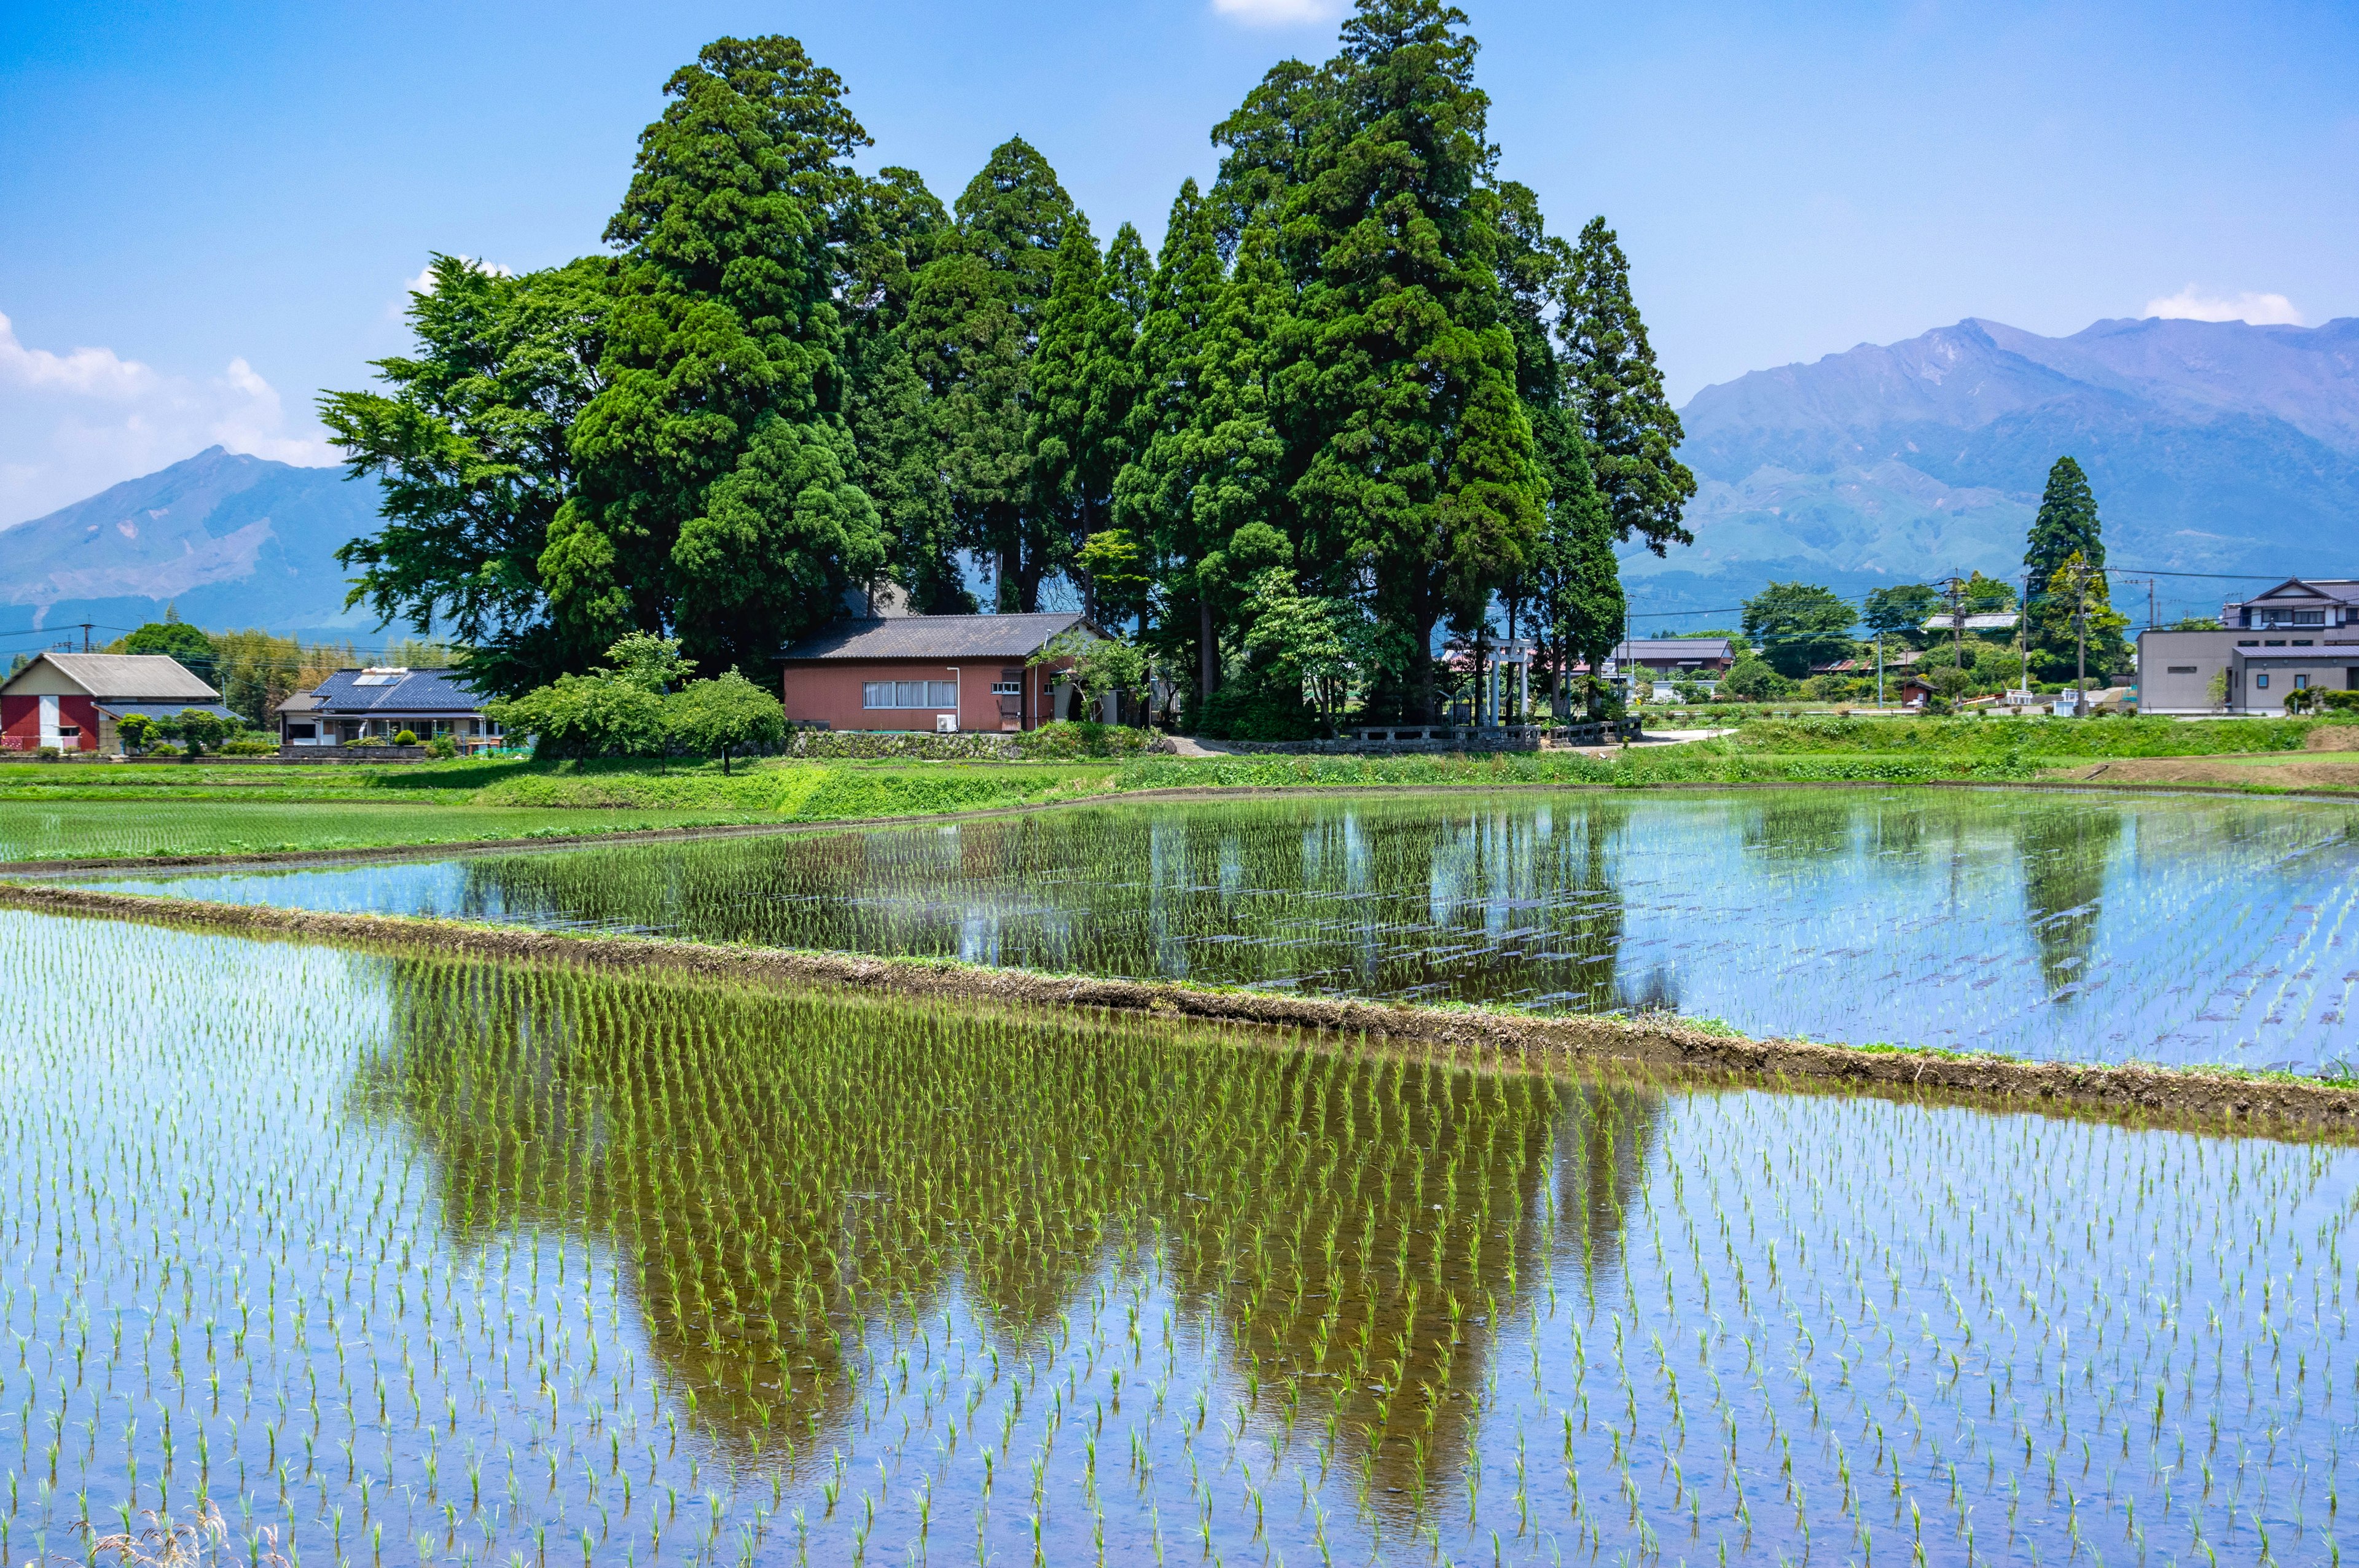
[1611,638,1739,662]
[310,667,486,714]
[779,614,1093,661]
[1920,612,2019,631]
[4,652,219,701]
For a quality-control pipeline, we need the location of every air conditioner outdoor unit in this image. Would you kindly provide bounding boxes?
[936,713,958,733]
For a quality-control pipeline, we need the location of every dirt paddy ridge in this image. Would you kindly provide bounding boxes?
[5,879,2353,1137]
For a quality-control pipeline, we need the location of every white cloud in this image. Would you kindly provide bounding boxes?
[1211,0,1344,26]
[2143,285,2304,326]
[0,311,338,528]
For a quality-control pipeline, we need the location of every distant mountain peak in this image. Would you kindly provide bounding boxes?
[1631,316,2359,615]
[0,449,379,638]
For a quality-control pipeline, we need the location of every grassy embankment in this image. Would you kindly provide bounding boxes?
[0,714,2343,862]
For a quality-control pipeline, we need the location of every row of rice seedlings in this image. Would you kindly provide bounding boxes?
[2,905,2354,1566]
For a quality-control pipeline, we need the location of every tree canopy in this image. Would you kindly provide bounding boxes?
[328,4,1686,731]
[1741,581,1857,678]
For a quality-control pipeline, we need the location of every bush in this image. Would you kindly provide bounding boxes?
[219,736,278,755]
[426,736,458,759]
[34,746,60,761]
[392,729,419,746]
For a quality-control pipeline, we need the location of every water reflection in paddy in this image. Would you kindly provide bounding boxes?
[79,787,2359,1069]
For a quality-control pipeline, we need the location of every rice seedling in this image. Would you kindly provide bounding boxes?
[88,787,2359,1069]
[2,903,2354,1562]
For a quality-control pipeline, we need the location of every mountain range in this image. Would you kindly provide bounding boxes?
[0,447,383,645]
[5,315,2356,642]
[1627,314,2359,620]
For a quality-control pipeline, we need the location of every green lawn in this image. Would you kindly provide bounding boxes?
[0,801,782,863]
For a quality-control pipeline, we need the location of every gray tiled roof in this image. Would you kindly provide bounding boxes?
[7,652,218,701]
[779,614,1093,661]
[310,668,487,714]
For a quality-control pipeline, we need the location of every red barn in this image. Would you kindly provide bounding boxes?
[776,614,1105,732]
[0,652,234,754]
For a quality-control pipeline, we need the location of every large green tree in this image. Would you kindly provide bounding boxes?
[322,255,617,696]
[2022,455,2124,677]
[1557,218,1694,555]
[1493,181,1621,717]
[1742,581,1856,678]
[328,37,893,691]
[549,36,886,676]
[1212,0,1547,721]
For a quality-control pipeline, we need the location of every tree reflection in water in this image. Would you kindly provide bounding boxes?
[354,953,1661,1528]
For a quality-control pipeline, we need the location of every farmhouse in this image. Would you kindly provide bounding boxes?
[1607,638,1740,679]
[283,667,501,747]
[0,652,235,754]
[777,614,1103,732]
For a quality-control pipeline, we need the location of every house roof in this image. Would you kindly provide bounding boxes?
[2237,578,2359,604]
[1,652,219,703]
[1610,638,1739,664]
[778,613,1095,662]
[308,667,485,714]
[1920,612,2019,632]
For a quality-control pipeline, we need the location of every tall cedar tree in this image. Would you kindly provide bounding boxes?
[843,168,968,611]
[1027,218,1143,617]
[322,255,617,696]
[1558,218,1694,553]
[544,36,886,677]
[901,138,1076,611]
[1116,181,1254,698]
[1226,0,1546,720]
[1494,183,1621,715]
[2025,456,2126,679]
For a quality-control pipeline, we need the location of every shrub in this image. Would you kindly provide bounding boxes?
[426,736,458,759]
[219,736,278,755]
[392,729,420,746]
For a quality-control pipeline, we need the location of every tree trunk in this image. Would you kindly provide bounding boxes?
[1199,598,1216,702]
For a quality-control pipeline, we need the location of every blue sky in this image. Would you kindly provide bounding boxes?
[2,0,2353,525]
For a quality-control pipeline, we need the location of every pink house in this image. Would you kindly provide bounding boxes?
[776,614,1105,733]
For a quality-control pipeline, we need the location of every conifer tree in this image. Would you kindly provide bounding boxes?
[1494,182,1621,716]
[1239,0,1546,720]
[1557,217,1694,555]
[516,36,886,677]
[2025,457,2126,679]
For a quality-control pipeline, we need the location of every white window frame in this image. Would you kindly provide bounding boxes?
[863,679,958,709]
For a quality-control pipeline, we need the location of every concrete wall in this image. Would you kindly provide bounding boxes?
[2137,630,2238,714]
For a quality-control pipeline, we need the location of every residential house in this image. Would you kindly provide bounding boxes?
[284,667,501,747]
[0,653,236,753]
[777,614,1102,732]
[2132,577,2359,714]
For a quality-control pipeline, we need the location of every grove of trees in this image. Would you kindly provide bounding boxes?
[323,2,1691,736]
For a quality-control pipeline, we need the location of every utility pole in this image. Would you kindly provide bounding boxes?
[1876,633,1885,709]
[79,623,93,653]
[2018,572,2031,700]
[2068,557,2092,711]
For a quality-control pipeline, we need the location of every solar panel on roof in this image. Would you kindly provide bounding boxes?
[351,669,409,687]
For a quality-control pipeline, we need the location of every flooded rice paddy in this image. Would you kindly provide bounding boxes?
[2,910,2356,1567]
[77,788,2359,1071]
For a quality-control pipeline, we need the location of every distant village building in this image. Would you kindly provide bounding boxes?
[2137,577,2359,714]
[280,668,501,748]
[0,653,234,754]
[776,614,1101,732]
